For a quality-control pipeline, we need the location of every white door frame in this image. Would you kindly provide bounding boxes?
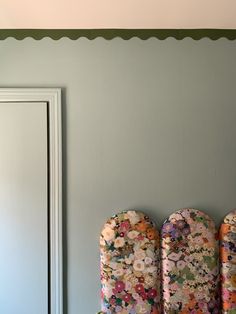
[0,88,63,314]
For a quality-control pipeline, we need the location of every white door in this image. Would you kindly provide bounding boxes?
[0,102,48,314]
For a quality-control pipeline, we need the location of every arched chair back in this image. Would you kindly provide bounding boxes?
[161,208,220,313]
[100,210,161,314]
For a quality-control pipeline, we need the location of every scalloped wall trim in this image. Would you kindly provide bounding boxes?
[1,29,236,40]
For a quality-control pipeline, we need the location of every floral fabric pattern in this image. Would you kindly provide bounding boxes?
[161,208,220,314]
[220,209,236,314]
[100,210,160,314]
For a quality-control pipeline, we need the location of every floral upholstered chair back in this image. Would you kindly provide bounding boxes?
[100,210,160,314]
[98,208,236,314]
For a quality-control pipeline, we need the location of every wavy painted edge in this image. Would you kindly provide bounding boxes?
[1,29,236,40]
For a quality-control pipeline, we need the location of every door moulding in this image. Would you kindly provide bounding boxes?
[0,88,63,314]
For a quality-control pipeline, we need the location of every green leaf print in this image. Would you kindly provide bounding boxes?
[148,299,154,305]
[177,277,185,284]
[116,298,122,306]
[182,267,195,280]
[203,256,216,270]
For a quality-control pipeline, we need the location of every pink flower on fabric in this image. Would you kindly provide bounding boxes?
[193,236,204,245]
[115,281,125,293]
[137,234,144,240]
[122,293,131,303]
[163,260,175,271]
[163,276,170,285]
[198,301,206,309]
[135,283,145,294]
[148,289,157,299]
[110,298,116,305]
[182,227,191,236]
[168,252,181,261]
[197,224,206,232]
[140,291,148,300]
[163,290,170,299]
[222,288,230,299]
[177,260,186,270]
[184,255,193,263]
[176,220,185,229]
[119,221,130,232]
[170,283,178,291]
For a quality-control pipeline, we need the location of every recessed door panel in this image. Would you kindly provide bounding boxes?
[0,102,48,314]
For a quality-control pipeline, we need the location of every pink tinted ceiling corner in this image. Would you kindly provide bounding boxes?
[0,0,236,29]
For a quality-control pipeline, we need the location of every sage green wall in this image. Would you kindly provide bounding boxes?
[1,38,236,313]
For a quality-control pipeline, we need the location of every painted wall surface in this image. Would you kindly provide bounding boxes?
[1,0,236,29]
[0,38,236,313]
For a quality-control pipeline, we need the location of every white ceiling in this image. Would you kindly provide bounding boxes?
[0,0,236,29]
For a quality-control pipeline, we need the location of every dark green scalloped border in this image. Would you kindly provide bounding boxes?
[0,29,236,40]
